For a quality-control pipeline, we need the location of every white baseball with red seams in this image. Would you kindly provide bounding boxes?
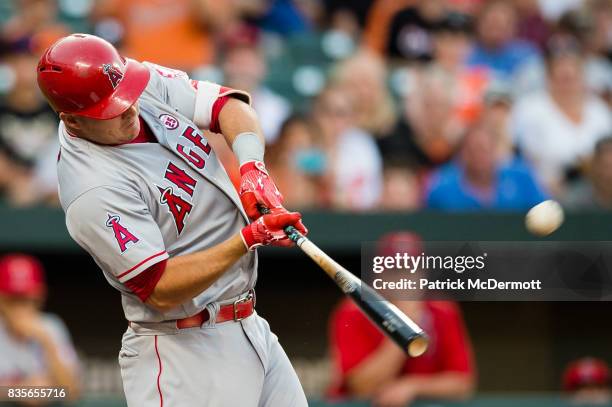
[525,200,564,236]
[57,63,307,406]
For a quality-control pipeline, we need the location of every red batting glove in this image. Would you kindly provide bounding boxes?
[239,160,284,221]
[240,210,308,251]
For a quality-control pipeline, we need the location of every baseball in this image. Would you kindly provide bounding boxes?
[525,200,564,236]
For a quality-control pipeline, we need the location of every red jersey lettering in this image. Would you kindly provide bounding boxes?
[158,186,193,235]
[176,144,205,169]
[106,214,139,252]
[175,127,212,169]
[164,162,197,197]
[181,127,212,155]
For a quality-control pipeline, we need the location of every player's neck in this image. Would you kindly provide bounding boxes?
[63,123,109,146]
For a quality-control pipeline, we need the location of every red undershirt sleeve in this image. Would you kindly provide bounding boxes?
[209,95,231,134]
[124,259,168,302]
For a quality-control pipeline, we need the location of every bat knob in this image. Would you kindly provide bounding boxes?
[407,335,429,358]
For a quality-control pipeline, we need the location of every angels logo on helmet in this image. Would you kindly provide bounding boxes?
[102,63,124,89]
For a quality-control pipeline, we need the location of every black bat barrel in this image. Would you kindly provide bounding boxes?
[349,282,429,357]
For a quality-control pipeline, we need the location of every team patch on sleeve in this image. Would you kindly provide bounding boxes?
[106,213,140,253]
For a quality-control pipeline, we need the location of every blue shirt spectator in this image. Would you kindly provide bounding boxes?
[467,40,540,79]
[467,0,541,80]
[426,159,548,210]
[425,123,547,211]
[253,0,310,35]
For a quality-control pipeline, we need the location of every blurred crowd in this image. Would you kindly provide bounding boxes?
[0,0,611,211]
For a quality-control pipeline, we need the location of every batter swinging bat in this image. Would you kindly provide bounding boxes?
[262,208,429,357]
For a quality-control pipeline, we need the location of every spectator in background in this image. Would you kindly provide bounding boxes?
[481,80,515,162]
[92,0,220,71]
[0,47,59,206]
[222,25,291,144]
[467,0,541,83]
[586,0,612,106]
[512,35,612,197]
[563,137,612,210]
[245,0,312,36]
[328,232,476,407]
[331,51,397,139]
[378,69,460,170]
[392,67,465,169]
[563,358,612,405]
[378,161,422,211]
[427,12,488,129]
[323,0,376,38]
[557,6,612,107]
[370,0,448,63]
[514,0,552,51]
[362,0,413,55]
[378,12,480,170]
[313,85,382,210]
[0,254,80,402]
[426,123,547,211]
[1,0,69,54]
[588,0,612,66]
[537,0,583,22]
[267,114,329,209]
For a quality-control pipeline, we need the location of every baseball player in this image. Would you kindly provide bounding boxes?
[36,34,308,406]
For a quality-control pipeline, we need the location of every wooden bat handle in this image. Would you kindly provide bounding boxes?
[292,231,429,357]
[259,207,429,357]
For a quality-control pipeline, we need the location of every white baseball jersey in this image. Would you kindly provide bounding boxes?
[58,63,257,323]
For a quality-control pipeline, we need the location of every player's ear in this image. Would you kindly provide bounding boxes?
[60,112,81,131]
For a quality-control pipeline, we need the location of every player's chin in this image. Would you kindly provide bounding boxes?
[130,122,141,139]
[122,122,140,142]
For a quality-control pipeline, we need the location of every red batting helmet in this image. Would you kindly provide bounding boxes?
[0,254,46,299]
[563,358,611,391]
[37,34,150,119]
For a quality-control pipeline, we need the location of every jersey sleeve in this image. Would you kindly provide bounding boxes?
[65,186,169,284]
[143,62,251,130]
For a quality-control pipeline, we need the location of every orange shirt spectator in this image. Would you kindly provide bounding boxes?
[328,299,475,403]
[362,0,414,55]
[94,0,215,70]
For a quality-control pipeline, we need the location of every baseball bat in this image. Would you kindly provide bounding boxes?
[262,208,429,357]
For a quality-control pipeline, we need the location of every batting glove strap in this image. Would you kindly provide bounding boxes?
[240,211,306,251]
[239,160,269,177]
[240,218,271,251]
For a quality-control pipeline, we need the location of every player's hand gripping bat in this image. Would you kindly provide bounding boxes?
[261,207,429,357]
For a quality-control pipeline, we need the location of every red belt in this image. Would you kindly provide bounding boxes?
[176,291,255,329]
